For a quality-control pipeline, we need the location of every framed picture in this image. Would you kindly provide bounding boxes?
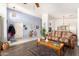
[36,25,39,29]
[25,27,27,30]
[23,25,26,27]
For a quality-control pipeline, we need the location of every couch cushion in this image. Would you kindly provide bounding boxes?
[62,31,73,39]
[52,36,59,41]
[57,31,62,37]
[52,31,55,37]
[54,31,62,38]
[48,32,52,40]
[66,32,73,38]
[62,31,67,38]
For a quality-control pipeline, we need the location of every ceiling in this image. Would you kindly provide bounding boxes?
[12,3,79,19]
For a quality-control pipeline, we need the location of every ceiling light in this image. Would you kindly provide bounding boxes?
[24,3,27,4]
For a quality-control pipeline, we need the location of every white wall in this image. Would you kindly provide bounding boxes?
[8,4,40,18]
[54,18,77,34]
[7,8,41,39]
[0,16,3,42]
[0,4,7,42]
[48,16,56,31]
[0,3,42,42]
[42,14,77,34]
[42,13,48,33]
[77,8,79,46]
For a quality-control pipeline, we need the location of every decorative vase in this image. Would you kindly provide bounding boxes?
[2,42,9,50]
[37,38,40,42]
[45,38,48,42]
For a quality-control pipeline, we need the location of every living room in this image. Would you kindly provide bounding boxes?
[0,3,78,56]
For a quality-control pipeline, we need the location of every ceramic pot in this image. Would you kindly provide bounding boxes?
[2,42,9,50]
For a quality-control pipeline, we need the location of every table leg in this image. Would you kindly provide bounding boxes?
[60,47,64,56]
[37,42,38,47]
[37,42,41,55]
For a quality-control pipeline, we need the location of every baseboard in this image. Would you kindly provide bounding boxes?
[9,38,37,46]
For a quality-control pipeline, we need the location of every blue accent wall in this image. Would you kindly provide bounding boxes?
[7,8,42,39]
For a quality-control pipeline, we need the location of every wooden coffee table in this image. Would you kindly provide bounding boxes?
[37,39,64,56]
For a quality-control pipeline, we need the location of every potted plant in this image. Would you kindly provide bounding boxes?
[41,28,46,38]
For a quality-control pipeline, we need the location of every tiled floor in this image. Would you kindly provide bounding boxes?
[1,40,79,56]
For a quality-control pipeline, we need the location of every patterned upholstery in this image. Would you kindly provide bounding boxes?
[48,32,52,40]
[47,31,77,47]
[52,31,55,37]
[57,31,62,38]
[52,31,62,41]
